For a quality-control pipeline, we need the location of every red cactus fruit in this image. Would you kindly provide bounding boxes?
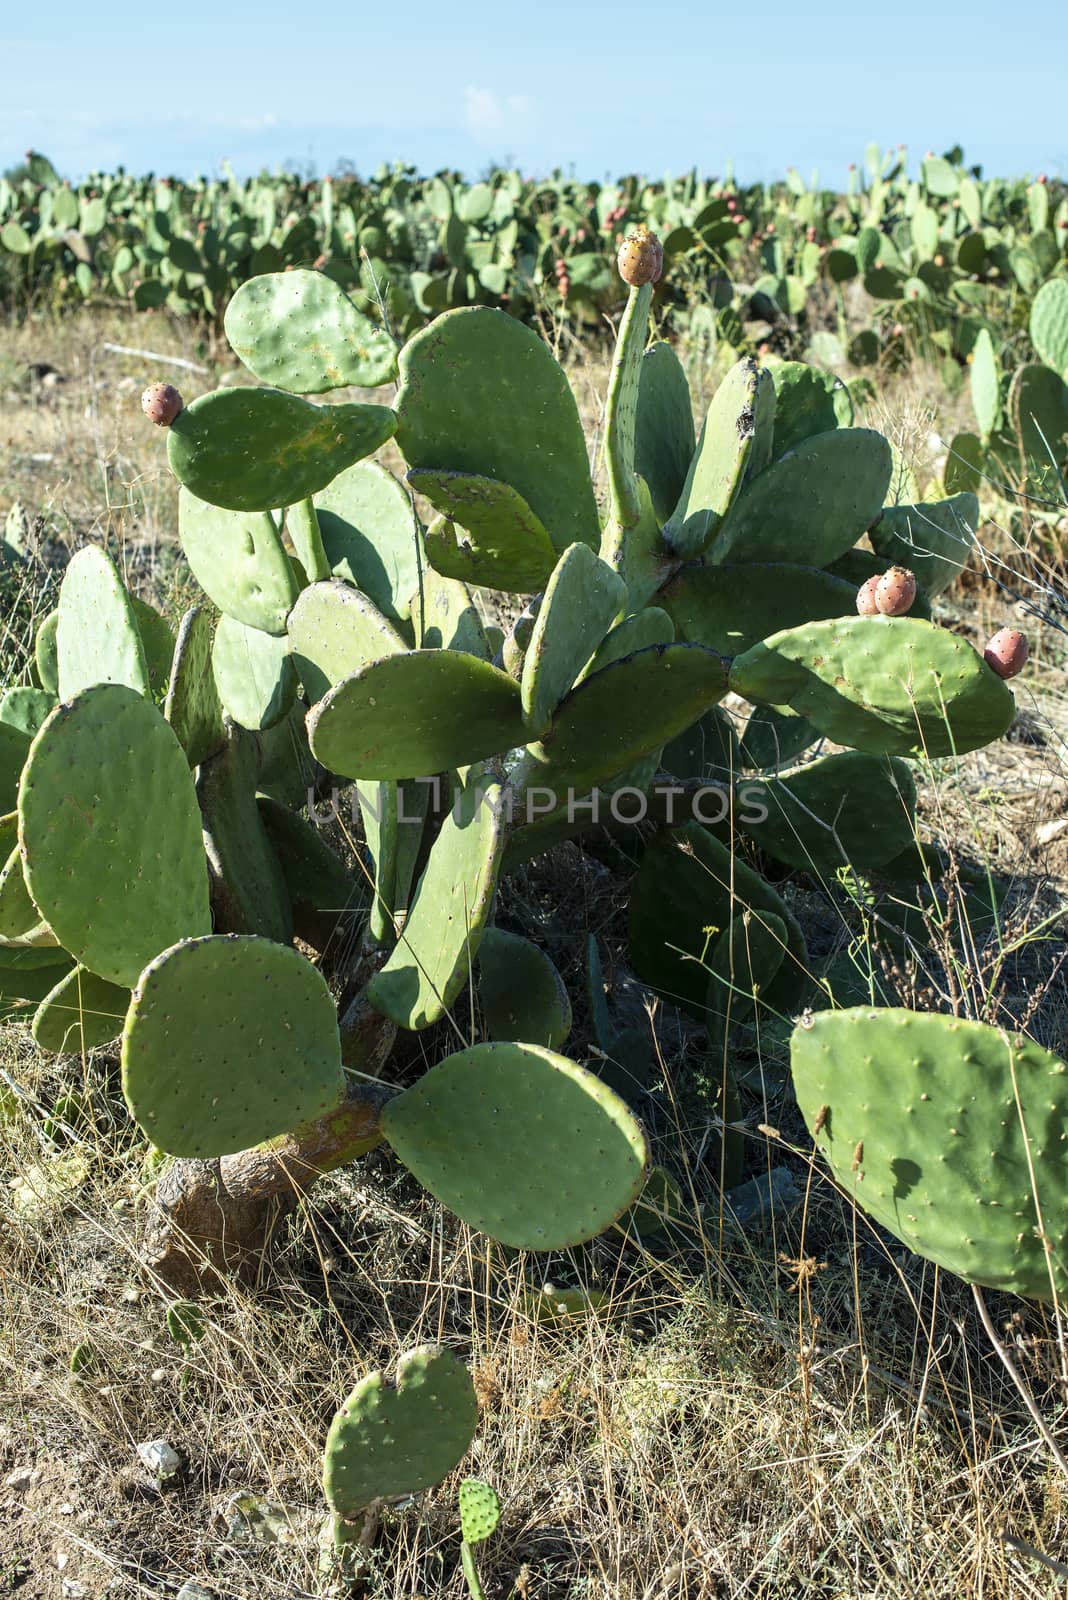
[856,576,881,615]
[617,225,663,287]
[874,566,917,616]
[983,628,1029,679]
[141,383,184,427]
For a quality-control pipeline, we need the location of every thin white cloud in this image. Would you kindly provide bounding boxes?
[462,86,536,144]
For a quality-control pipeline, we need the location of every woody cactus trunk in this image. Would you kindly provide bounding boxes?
[0,231,1022,1293]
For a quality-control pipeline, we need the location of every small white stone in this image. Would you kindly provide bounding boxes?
[4,1465,34,1492]
[136,1439,181,1478]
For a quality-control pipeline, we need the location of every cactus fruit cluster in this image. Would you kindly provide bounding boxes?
[0,232,1037,1311]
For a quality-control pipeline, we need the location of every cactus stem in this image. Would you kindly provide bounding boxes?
[289,496,331,582]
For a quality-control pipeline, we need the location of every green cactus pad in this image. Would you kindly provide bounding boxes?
[224,268,397,392]
[164,607,226,768]
[603,282,653,529]
[357,780,399,944]
[367,767,505,1029]
[868,493,979,597]
[711,428,892,568]
[287,579,406,704]
[737,705,819,771]
[415,568,490,657]
[212,614,297,732]
[31,965,129,1054]
[19,685,211,986]
[178,488,300,634]
[664,358,767,559]
[0,687,57,740]
[770,362,852,457]
[323,1346,478,1519]
[412,472,557,593]
[477,927,572,1049]
[737,752,917,874]
[634,341,696,526]
[130,599,176,700]
[459,1479,502,1546]
[257,796,366,939]
[659,562,857,656]
[56,546,150,700]
[1030,278,1068,378]
[35,611,59,695]
[792,1007,1068,1299]
[706,912,787,1029]
[628,823,808,1018]
[257,701,316,808]
[197,731,293,944]
[381,1042,649,1247]
[522,644,729,799]
[663,704,741,781]
[394,307,599,552]
[308,651,526,781]
[1008,364,1068,487]
[122,934,345,1158]
[167,388,397,513]
[0,947,73,1025]
[0,724,31,815]
[315,459,421,627]
[0,841,39,939]
[729,615,1016,758]
[579,607,675,680]
[521,544,626,733]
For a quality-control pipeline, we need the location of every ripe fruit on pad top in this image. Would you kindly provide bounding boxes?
[142,383,183,426]
[874,565,917,616]
[984,627,1028,680]
[617,226,663,287]
[856,575,880,615]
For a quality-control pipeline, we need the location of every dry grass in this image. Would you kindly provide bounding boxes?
[1,306,1068,1600]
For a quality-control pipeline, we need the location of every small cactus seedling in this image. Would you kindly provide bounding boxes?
[458,1479,502,1600]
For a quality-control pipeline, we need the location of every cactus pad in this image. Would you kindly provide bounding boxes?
[167,388,397,513]
[381,1042,649,1247]
[770,361,852,456]
[308,651,526,780]
[521,543,626,732]
[628,823,808,1017]
[730,616,1015,757]
[35,611,59,694]
[197,731,293,944]
[287,580,406,704]
[660,562,857,656]
[664,357,766,558]
[413,472,558,593]
[367,767,505,1029]
[212,614,297,731]
[523,643,729,799]
[711,428,892,568]
[323,1346,478,1518]
[1030,278,1068,379]
[122,934,345,1158]
[0,688,57,740]
[736,752,917,874]
[395,307,599,552]
[792,1007,1068,1299]
[56,547,150,700]
[32,965,129,1054]
[178,489,300,634]
[19,685,211,986]
[164,607,226,768]
[224,268,397,392]
[0,724,31,815]
[477,927,572,1049]
[634,341,695,526]
[459,1480,501,1545]
[0,841,39,939]
[868,494,978,597]
[315,459,420,627]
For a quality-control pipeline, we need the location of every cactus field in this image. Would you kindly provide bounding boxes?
[1,144,1068,1600]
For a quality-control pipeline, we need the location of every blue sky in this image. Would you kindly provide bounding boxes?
[5,1,1066,184]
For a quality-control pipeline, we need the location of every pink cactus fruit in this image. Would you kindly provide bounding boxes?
[617,225,663,287]
[856,575,881,615]
[983,628,1029,680]
[141,383,184,427]
[874,566,917,616]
